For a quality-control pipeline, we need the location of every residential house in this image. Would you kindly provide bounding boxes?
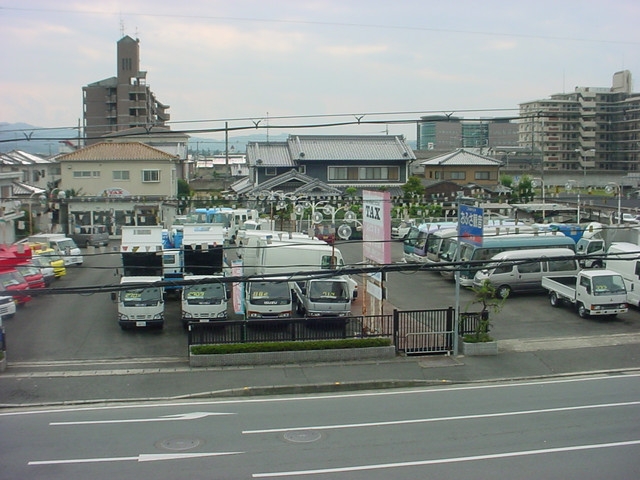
[0,150,60,191]
[0,172,31,245]
[238,134,415,199]
[418,149,503,188]
[55,142,180,235]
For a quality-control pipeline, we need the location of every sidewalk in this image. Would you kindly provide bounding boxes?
[1,333,639,408]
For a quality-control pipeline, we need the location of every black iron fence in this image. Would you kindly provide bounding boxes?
[187,309,484,356]
[188,315,394,347]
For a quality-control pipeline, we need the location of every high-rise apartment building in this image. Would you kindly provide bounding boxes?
[82,36,170,146]
[519,70,639,173]
[417,116,518,152]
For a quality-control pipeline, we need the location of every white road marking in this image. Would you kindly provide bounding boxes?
[28,451,243,466]
[50,411,234,426]
[3,373,639,418]
[252,440,640,477]
[243,401,640,434]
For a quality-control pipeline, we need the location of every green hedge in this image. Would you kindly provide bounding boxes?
[191,338,392,355]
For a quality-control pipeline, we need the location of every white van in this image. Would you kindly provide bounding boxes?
[604,242,640,307]
[473,248,580,298]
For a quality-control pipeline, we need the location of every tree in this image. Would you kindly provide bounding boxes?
[516,175,534,203]
[177,178,192,199]
[402,176,424,200]
[464,279,507,343]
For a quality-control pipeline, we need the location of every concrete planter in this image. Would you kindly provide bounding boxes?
[460,339,498,356]
[190,345,396,367]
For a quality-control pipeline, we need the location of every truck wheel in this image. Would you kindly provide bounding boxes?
[550,292,561,307]
[578,303,589,318]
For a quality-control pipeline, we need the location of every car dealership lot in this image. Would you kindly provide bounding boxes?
[2,241,640,366]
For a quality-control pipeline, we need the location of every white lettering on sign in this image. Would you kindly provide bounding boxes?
[458,210,484,229]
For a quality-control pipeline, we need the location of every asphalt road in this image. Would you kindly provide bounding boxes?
[1,374,638,479]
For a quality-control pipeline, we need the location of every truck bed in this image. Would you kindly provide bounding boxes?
[541,275,577,300]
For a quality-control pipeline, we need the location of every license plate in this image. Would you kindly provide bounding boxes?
[136,321,147,327]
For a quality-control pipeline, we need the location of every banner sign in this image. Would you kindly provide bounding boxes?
[231,260,244,314]
[458,204,484,246]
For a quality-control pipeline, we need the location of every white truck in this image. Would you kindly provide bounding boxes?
[604,242,640,307]
[256,241,358,300]
[113,276,165,330]
[120,226,164,277]
[575,222,640,269]
[244,278,294,321]
[181,275,228,328]
[541,270,628,318]
[292,277,351,319]
[28,233,83,266]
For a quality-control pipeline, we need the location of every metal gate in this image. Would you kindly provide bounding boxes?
[394,307,455,355]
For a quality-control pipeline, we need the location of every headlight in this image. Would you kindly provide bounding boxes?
[183,311,192,318]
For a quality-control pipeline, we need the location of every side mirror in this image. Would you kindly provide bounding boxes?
[110,292,116,301]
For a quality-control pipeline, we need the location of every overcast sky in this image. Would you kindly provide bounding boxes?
[2,0,639,146]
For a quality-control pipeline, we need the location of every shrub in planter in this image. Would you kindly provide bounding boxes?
[463,279,507,343]
[191,338,392,355]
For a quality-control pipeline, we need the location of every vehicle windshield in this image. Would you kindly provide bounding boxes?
[592,275,626,295]
[308,281,349,302]
[184,283,225,305]
[249,282,291,304]
[120,287,162,306]
[57,239,76,250]
[0,271,24,287]
[16,265,40,276]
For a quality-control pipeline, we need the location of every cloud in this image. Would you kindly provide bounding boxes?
[318,44,389,57]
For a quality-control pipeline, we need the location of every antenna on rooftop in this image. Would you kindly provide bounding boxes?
[119,17,125,37]
[266,112,270,143]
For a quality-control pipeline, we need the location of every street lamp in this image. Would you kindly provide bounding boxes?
[532,177,546,223]
[565,180,579,223]
[605,182,621,224]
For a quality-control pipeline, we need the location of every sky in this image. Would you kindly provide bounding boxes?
[2,0,639,148]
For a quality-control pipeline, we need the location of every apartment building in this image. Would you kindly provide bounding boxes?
[519,70,640,174]
[417,116,518,152]
[83,36,170,145]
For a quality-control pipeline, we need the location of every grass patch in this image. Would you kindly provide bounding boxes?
[191,338,392,355]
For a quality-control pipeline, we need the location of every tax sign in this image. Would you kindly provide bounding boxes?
[458,204,484,247]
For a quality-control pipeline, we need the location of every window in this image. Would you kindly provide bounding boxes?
[113,170,130,181]
[328,166,398,181]
[73,171,100,178]
[265,168,276,176]
[450,171,466,180]
[142,170,160,182]
[548,259,577,272]
[298,165,306,174]
[518,261,540,274]
[475,171,491,180]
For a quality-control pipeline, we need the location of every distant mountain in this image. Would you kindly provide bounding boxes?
[1,123,416,156]
[0,123,78,156]
[187,133,290,154]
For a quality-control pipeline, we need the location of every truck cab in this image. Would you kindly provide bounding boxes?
[293,278,351,319]
[28,234,83,266]
[115,276,164,330]
[181,275,228,328]
[245,278,293,320]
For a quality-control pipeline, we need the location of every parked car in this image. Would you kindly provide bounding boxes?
[26,259,55,287]
[70,224,110,247]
